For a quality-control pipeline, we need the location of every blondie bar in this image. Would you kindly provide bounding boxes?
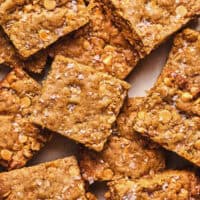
[105,170,200,200]
[102,0,200,57]
[31,56,130,151]
[134,29,200,167]
[48,1,139,79]
[0,0,89,58]
[0,29,47,73]
[0,156,88,199]
[0,68,50,170]
[79,98,165,182]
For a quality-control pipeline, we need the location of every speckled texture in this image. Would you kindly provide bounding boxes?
[0,28,47,73]
[0,156,88,200]
[79,98,165,182]
[0,0,89,58]
[105,170,200,200]
[134,29,200,167]
[102,0,200,57]
[31,56,130,151]
[48,1,139,79]
[0,68,51,170]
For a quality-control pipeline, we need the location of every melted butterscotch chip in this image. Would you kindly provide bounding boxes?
[0,68,51,170]
[31,56,130,151]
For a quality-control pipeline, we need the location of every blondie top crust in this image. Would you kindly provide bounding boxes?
[102,0,200,57]
[134,29,200,167]
[0,68,51,170]
[0,29,47,73]
[31,56,130,151]
[79,98,165,182]
[0,0,89,58]
[105,170,200,200]
[0,156,88,200]
[48,1,139,79]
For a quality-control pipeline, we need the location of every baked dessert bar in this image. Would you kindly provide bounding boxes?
[102,0,200,57]
[0,68,51,170]
[105,170,200,200]
[0,156,88,199]
[31,56,130,151]
[134,29,200,166]
[0,28,47,73]
[79,98,165,182]
[48,1,139,79]
[0,0,89,58]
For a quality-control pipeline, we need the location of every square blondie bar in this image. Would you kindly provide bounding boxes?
[31,56,130,151]
[0,0,89,58]
[0,156,88,199]
[48,1,139,79]
[79,98,165,182]
[0,68,51,170]
[102,0,200,57]
[0,29,47,73]
[134,29,200,167]
[105,170,200,200]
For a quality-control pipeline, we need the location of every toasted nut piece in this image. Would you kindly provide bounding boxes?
[20,96,31,108]
[1,149,12,161]
[39,30,49,41]
[138,111,145,119]
[18,134,28,143]
[31,142,41,151]
[176,6,188,17]
[44,0,56,10]
[164,77,171,86]
[102,169,114,179]
[194,140,200,150]
[103,55,113,66]
[69,165,79,176]
[181,92,193,102]
[83,40,91,50]
[159,110,172,123]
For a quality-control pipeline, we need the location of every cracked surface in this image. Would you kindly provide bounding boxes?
[134,29,200,167]
[48,1,139,79]
[0,68,51,170]
[79,98,165,182]
[0,156,88,200]
[31,56,130,151]
[102,0,200,57]
[0,0,89,58]
[105,170,200,200]
[0,29,47,73]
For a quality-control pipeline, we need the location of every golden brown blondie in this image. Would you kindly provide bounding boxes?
[0,29,47,73]
[105,170,200,200]
[134,29,200,167]
[79,98,165,182]
[0,68,51,170]
[31,56,130,151]
[0,0,89,58]
[48,1,139,79]
[0,156,89,199]
[102,0,200,57]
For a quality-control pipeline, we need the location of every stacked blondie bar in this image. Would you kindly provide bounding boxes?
[0,0,199,199]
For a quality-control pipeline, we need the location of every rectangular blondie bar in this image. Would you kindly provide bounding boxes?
[0,0,89,58]
[0,68,51,170]
[48,1,139,79]
[134,29,200,167]
[105,170,200,200]
[79,98,165,182]
[0,156,88,199]
[102,0,200,57]
[31,56,130,151]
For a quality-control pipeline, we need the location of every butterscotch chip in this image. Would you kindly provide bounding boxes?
[0,68,51,170]
[106,170,200,199]
[0,0,89,58]
[0,157,89,199]
[0,28,47,73]
[101,0,200,57]
[79,98,165,182]
[48,1,139,79]
[31,56,130,151]
[134,29,200,167]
